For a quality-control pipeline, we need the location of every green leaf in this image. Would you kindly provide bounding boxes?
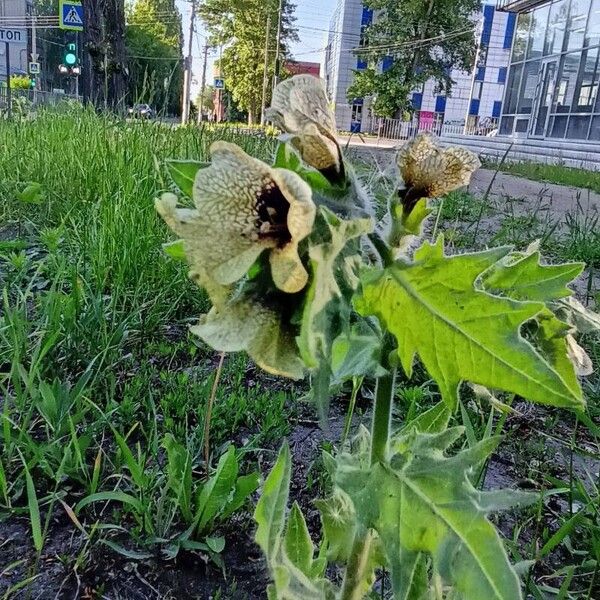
[481,249,583,302]
[17,182,43,204]
[314,490,357,562]
[354,237,584,410]
[196,445,238,532]
[284,502,315,577]
[163,433,193,523]
[166,159,207,197]
[405,400,451,434]
[75,491,145,515]
[24,466,43,552]
[337,430,527,600]
[100,539,153,560]
[330,327,387,384]
[205,535,226,553]
[112,428,148,490]
[162,240,187,261]
[221,472,260,520]
[299,207,373,369]
[254,442,291,563]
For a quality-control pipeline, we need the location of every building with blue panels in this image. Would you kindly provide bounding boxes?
[324,0,371,132]
[498,0,600,142]
[324,0,515,132]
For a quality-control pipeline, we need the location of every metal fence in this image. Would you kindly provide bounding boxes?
[0,88,81,109]
[363,115,499,141]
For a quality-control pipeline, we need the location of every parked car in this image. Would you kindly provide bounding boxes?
[128,103,154,119]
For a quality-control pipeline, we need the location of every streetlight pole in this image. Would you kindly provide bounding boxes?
[181,0,197,124]
[272,0,283,92]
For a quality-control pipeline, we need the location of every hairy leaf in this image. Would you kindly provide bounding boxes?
[196,446,238,532]
[481,249,583,302]
[254,443,291,563]
[284,502,315,577]
[336,430,536,600]
[166,159,207,197]
[355,238,584,410]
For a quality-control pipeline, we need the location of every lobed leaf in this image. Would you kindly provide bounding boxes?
[354,237,584,410]
[481,249,583,302]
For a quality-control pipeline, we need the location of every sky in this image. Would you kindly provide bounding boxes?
[176,0,338,99]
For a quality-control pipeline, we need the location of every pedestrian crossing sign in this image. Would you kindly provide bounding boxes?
[59,0,84,31]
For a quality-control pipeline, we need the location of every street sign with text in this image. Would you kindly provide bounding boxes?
[59,0,84,31]
[0,28,25,44]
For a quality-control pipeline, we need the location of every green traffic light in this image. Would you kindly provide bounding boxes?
[65,42,77,66]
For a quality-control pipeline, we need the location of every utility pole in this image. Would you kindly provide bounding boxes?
[260,14,271,125]
[5,41,11,119]
[181,0,197,124]
[272,0,283,92]
[197,43,209,124]
[30,9,37,102]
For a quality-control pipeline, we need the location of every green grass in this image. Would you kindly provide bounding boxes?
[0,107,290,574]
[484,159,600,194]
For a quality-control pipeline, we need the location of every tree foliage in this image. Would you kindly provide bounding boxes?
[126,0,183,114]
[347,0,481,117]
[199,0,298,123]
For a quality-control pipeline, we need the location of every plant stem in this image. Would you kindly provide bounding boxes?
[340,525,374,600]
[204,352,225,475]
[341,339,397,599]
[370,368,396,464]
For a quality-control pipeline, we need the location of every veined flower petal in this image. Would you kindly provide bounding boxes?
[397,133,480,212]
[156,142,316,294]
[190,294,304,379]
[267,75,345,184]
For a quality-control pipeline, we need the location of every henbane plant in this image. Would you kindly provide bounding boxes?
[155,74,599,599]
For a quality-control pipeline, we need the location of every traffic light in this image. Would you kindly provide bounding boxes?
[64,42,77,67]
[29,76,36,89]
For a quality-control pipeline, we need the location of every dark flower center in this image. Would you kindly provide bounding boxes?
[256,181,292,248]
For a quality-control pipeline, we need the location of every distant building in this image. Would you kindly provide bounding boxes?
[286,60,320,77]
[323,1,515,133]
[0,0,30,83]
[497,0,600,142]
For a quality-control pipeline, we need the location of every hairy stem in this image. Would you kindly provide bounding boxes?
[370,368,397,464]
[341,337,397,598]
[340,525,374,600]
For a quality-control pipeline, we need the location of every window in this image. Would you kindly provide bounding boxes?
[499,116,514,134]
[567,115,591,137]
[475,66,485,81]
[587,0,600,47]
[435,95,446,113]
[545,0,568,55]
[505,62,524,113]
[513,13,532,62]
[498,67,508,83]
[527,5,550,60]
[412,93,423,110]
[565,0,591,51]
[574,48,599,111]
[470,98,480,116]
[554,52,582,113]
[517,60,541,114]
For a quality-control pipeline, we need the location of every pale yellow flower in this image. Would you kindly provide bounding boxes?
[267,74,345,184]
[191,292,304,379]
[156,142,316,295]
[396,133,481,212]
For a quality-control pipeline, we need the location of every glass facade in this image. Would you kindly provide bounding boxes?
[500,0,600,140]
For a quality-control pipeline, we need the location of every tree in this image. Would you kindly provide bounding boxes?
[126,0,183,115]
[196,84,214,116]
[347,0,481,118]
[199,0,297,124]
[81,0,128,109]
